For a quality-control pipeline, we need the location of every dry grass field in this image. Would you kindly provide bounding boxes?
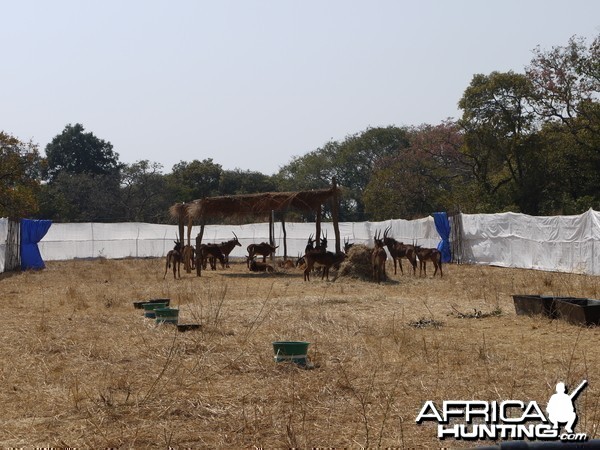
[1,255,599,448]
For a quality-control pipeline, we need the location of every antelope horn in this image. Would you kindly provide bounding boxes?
[384,226,391,238]
[232,231,238,239]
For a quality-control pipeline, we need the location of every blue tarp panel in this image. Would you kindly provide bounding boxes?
[20,219,52,270]
[433,212,451,263]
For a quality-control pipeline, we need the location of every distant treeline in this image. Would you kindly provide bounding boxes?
[2,34,599,223]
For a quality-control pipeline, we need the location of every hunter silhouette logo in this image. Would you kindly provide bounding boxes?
[547,380,587,434]
[416,379,588,442]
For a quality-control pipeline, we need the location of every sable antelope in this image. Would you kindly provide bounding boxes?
[164,241,183,279]
[382,226,417,275]
[278,259,296,269]
[415,246,443,278]
[247,242,278,266]
[372,230,387,284]
[247,256,275,273]
[182,245,195,273]
[297,233,327,268]
[303,251,346,281]
[305,234,316,254]
[197,244,226,270]
[343,237,354,254]
[217,232,242,268]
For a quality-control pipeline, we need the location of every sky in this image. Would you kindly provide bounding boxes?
[2,1,599,176]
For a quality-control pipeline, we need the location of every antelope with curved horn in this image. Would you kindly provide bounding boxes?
[217,231,242,268]
[382,226,417,275]
[372,230,387,284]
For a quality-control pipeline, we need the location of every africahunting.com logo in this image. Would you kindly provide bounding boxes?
[416,380,588,442]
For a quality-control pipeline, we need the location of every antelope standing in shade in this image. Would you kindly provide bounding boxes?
[164,240,183,280]
[372,230,387,284]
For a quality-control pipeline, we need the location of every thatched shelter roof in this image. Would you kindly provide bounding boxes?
[170,187,339,222]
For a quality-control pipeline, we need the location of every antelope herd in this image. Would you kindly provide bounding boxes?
[163,228,443,282]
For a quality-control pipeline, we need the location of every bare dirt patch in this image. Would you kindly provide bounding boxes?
[1,258,599,447]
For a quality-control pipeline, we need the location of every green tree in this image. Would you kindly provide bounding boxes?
[167,159,222,202]
[119,160,171,222]
[39,124,123,221]
[334,126,410,220]
[219,169,276,195]
[38,172,122,222]
[526,33,600,212]
[45,123,121,181]
[0,132,43,217]
[364,122,467,219]
[276,126,410,220]
[458,71,548,214]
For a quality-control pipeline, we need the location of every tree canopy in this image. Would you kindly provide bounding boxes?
[6,33,599,222]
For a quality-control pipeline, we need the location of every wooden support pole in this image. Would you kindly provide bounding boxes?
[332,177,341,254]
[281,216,288,260]
[195,219,205,277]
[269,210,274,262]
[316,207,322,247]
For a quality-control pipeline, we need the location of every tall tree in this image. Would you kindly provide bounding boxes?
[458,71,548,214]
[0,132,43,217]
[167,159,222,202]
[219,169,276,195]
[526,33,600,212]
[119,160,171,222]
[38,172,122,222]
[364,122,467,219]
[334,126,410,220]
[276,126,410,220]
[45,123,121,181]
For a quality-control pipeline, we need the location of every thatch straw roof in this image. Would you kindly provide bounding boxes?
[170,187,338,222]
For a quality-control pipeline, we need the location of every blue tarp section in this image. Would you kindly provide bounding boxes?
[20,219,52,270]
[433,212,451,263]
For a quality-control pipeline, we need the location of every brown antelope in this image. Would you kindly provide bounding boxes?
[372,230,387,284]
[247,242,278,266]
[217,232,241,268]
[182,245,195,273]
[415,246,443,278]
[247,256,275,273]
[303,251,346,281]
[164,241,183,279]
[278,259,296,269]
[296,233,327,268]
[197,244,226,270]
[382,226,417,275]
[343,237,354,253]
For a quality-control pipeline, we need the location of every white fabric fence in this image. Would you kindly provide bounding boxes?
[36,217,440,262]
[0,218,8,272]
[4,210,600,275]
[460,209,600,275]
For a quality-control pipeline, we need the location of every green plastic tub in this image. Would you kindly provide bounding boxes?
[272,341,310,365]
[143,302,168,318]
[155,307,179,325]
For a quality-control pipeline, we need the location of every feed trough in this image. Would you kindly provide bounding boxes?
[512,295,557,318]
[134,298,170,309]
[142,301,169,318]
[177,323,201,332]
[155,307,179,325]
[272,341,311,366]
[554,298,600,326]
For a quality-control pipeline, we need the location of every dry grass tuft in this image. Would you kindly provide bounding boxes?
[0,258,599,447]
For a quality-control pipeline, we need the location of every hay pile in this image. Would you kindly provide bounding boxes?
[336,244,374,281]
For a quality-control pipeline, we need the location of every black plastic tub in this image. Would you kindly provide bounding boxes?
[133,298,170,309]
[512,295,557,318]
[555,298,600,326]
